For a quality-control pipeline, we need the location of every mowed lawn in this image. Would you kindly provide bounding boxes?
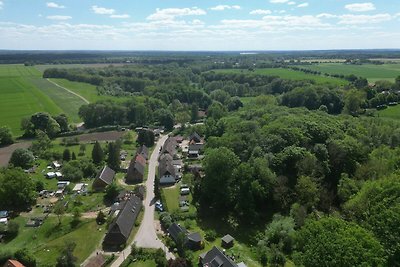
[378,105,400,120]
[214,68,347,86]
[298,63,400,83]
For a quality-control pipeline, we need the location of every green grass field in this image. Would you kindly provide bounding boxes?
[298,63,400,83]
[49,78,131,103]
[214,68,347,86]
[0,217,105,266]
[162,186,180,212]
[0,65,89,135]
[377,105,400,120]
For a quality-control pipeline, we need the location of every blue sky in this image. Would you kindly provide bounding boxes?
[0,0,399,50]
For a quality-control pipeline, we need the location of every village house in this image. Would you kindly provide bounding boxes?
[158,154,177,185]
[168,223,202,250]
[92,166,115,191]
[137,145,149,160]
[125,154,146,184]
[103,196,142,247]
[200,246,239,267]
[189,132,202,145]
[3,259,25,267]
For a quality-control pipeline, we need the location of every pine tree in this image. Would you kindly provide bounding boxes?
[63,149,71,162]
[92,141,104,165]
[71,152,77,160]
[107,142,120,171]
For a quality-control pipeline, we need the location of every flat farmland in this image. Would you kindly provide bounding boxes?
[0,65,87,135]
[298,63,400,83]
[214,68,347,86]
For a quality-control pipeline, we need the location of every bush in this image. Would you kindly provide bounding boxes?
[96,211,106,225]
[205,229,217,242]
[14,249,36,267]
[7,221,20,239]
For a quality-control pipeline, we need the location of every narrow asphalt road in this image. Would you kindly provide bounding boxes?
[111,135,175,267]
[46,78,90,104]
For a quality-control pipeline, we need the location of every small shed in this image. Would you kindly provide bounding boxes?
[221,234,235,248]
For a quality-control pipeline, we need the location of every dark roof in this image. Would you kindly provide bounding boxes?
[95,166,115,185]
[201,247,238,267]
[189,132,202,143]
[188,232,202,243]
[137,145,149,159]
[222,234,234,244]
[135,154,146,166]
[168,223,187,242]
[84,254,106,267]
[159,159,175,178]
[106,196,142,240]
[160,137,177,157]
[189,143,204,152]
[127,156,145,177]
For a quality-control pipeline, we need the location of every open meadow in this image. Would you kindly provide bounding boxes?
[214,68,347,86]
[298,63,400,83]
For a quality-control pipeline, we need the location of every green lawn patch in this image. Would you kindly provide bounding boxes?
[162,186,180,212]
[377,105,400,120]
[127,260,156,267]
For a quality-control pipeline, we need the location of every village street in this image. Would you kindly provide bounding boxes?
[111,134,175,267]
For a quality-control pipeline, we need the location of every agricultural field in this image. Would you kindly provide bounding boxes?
[214,68,347,86]
[298,63,400,83]
[34,63,130,72]
[0,65,86,135]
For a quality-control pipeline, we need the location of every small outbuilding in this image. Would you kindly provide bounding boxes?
[221,234,235,248]
[93,166,116,191]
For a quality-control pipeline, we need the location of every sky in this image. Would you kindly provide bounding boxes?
[0,0,399,50]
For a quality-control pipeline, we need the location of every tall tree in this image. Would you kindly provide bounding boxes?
[190,103,199,123]
[107,142,120,171]
[9,148,34,169]
[91,141,104,165]
[63,149,71,162]
[294,217,386,267]
[0,126,13,146]
[0,169,36,211]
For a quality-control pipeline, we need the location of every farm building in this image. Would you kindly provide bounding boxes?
[125,154,146,184]
[92,166,115,191]
[103,196,142,247]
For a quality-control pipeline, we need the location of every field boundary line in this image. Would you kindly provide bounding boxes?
[46,78,90,104]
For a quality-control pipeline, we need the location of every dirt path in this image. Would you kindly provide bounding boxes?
[47,78,90,104]
[0,141,32,167]
[111,135,175,267]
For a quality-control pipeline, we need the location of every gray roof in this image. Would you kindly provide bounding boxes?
[190,132,202,143]
[137,145,149,159]
[168,223,187,242]
[189,143,204,152]
[222,234,235,244]
[160,137,177,157]
[188,232,202,243]
[159,154,176,177]
[96,166,115,185]
[106,196,142,240]
[201,246,238,267]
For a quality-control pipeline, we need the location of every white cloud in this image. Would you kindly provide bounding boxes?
[317,13,337,19]
[0,1,3,10]
[46,15,72,20]
[297,3,309,8]
[270,0,289,3]
[110,14,130,19]
[46,2,65,9]
[250,9,272,15]
[210,5,241,11]
[147,7,206,21]
[338,14,392,24]
[91,5,115,15]
[288,2,296,5]
[345,3,375,12]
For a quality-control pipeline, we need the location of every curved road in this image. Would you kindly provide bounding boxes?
[111,135,175,267]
